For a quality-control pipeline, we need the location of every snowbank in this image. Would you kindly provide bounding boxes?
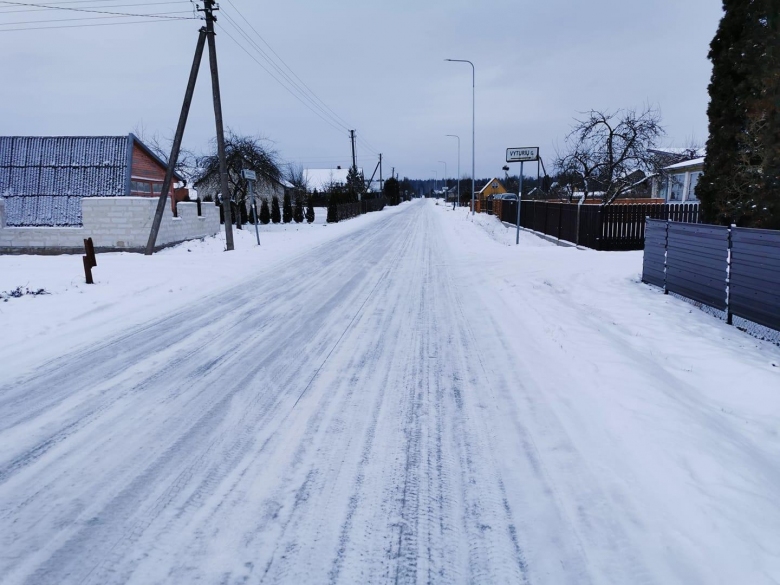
[0,204,409,377]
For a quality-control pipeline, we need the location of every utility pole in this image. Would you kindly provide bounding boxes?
[379,153,383,194]
[145,0,234,254]
[349,130,357,170]
[204,0,234,251]
[144,29,206,255]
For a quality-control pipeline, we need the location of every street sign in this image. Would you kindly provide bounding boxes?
[506,147,539,163]
[241,169,257,181]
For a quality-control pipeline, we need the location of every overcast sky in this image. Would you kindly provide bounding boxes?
[1,0,723,179]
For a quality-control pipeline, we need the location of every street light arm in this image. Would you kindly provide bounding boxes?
[445,59,475,86]
[446,58,476,215]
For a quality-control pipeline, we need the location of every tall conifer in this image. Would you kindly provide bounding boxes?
[699,0,779,227]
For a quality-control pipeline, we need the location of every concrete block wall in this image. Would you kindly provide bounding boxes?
[0,197,220,254]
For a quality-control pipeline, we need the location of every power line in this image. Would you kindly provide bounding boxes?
[0,0,190,18]
[0,15,190,29]
[216,0,383,158]
[218,9,351,134]
[222,0,353,131]
[215,22,348,137]
[0,10,192,24]
[0,2,190,14]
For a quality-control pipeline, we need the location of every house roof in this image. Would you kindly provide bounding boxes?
[0,134,179,227]
[478,178,505,195]
[304,168,360,192]
[664,157,705,171]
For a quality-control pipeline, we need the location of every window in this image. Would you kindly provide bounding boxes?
[130,180,164,196]
[686,171,701,201]
[130,180,151,195]
[668,173,685,201]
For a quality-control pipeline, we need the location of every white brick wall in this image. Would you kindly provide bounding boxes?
[0,197,220,254]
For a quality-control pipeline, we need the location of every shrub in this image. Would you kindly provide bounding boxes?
[259,198,270,224]
[271,195,281,224]
[306,196,315,223]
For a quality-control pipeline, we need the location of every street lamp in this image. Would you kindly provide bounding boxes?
[432,170,437,197]
[438,160,447,202]
[446,134,460,207]
[445,58,475,215]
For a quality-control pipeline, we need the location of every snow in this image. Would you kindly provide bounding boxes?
[303,168,356,192]
[1,199,779,584]
[0,205,396,378]
[665,156,706,171]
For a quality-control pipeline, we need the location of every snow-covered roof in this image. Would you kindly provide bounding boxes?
[664,157,705,171]
[303,168,361,192]
[0,136,129,226]
[651,147,706,157]
[0,134,178,227]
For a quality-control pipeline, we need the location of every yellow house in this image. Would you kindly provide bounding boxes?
[476,178,506,212]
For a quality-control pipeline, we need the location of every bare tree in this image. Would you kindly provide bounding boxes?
[195,131,282,223]
[132,124,197,187]
[554,107,664,204]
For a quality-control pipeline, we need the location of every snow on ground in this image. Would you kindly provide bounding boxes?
[1,199,779,584]
[0,205,406,378]
[436,202,780,583]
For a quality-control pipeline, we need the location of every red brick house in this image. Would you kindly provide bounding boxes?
[0,134,185,226]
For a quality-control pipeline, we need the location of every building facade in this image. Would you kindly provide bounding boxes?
[0,134,182,227]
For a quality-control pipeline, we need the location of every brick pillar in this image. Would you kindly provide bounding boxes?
[0,198,6,229]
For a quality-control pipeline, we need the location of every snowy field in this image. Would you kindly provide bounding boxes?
[0,199,779,584]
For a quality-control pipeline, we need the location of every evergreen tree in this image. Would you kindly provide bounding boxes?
[283,191,293,223]
[294,194,304,223]
[383,177,400,206]
[271,195,281,223]
[259,198,270,224]
[306,195,315,223]
[346,165,365,201]
[699,0,780,228]
[327,192,338,223]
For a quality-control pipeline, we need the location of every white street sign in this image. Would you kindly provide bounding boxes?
[241,169,257,181]
[506,147,539,163]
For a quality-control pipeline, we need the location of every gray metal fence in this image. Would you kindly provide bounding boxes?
[642,220,780,334]
[730,227,780,331]
[666,223,729,311]
[642,219,667,288]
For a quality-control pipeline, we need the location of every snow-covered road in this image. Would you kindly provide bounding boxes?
[1,199,779,584]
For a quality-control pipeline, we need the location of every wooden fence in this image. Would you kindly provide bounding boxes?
[493,200,700,251]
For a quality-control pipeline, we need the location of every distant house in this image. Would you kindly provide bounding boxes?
[653,157,704,203]
[303,167,356,193]
[0,134,182,226]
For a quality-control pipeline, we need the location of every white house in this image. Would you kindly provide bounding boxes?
[653,157,704,203]
[304,168,356,192]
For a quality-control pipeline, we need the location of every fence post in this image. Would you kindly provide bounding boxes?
[726,224,734,325]
[575,196,583,246]
[663,220,669,294]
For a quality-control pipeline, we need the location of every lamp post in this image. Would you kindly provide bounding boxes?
[445,58,475,215]
[447,134,460,207]
[432,170,438,198]
[438,160,447,203]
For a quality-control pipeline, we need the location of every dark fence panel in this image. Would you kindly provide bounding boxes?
[666,223,729,310]
[642,219,667,288]
[579,206,602,249]
[336,202,361,222]
[730,227,780,331]
[501,200,518,224]
[362,197,387,213]
[491,201,700,251]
